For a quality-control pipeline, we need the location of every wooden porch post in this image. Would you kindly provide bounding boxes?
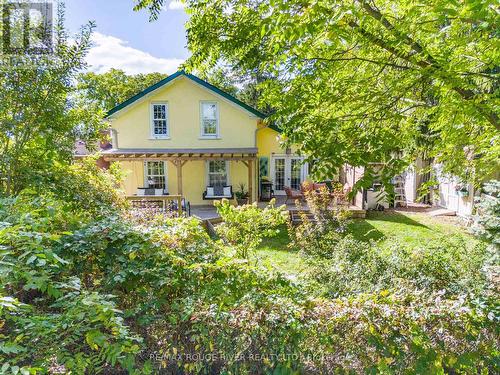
[176,161,183,196]
[248,158,254,203]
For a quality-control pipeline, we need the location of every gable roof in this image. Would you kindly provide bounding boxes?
[105,70,267,119]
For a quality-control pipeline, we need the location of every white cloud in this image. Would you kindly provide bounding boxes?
[168,1,185,10]
[86,32,184,75]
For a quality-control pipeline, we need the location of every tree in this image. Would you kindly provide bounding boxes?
[136,0,499,186]
[0,4,104,196]
[77,69,167,112]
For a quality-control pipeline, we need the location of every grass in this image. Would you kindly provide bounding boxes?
[256,225,307,277]
[347,211,471,247]
[256,211,477,276]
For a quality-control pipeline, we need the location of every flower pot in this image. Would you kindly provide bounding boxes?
[237,198,248,206]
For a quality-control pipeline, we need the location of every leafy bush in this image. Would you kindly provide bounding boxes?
[215,199,287,258]
[473,180,500,249]
[0,196,141,374]
[156,290,499,374]
[44,156,128,215]
[289,188,352,258]
[305,234,488,298]
[1,192,498,373]
[302,291,499,374]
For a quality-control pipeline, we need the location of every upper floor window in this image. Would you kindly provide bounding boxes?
[200,102,219,138]
[151,103,169,138]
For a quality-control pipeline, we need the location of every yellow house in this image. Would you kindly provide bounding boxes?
[103,71,310,206]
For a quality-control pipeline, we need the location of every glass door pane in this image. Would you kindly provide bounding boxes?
[273,158,286,194]
[290,158,303,190]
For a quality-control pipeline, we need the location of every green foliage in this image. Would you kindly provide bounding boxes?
[0,6,106,196]
[234,183,249,200]
[44,156,128,215]
[1,191,498,373]
[303,291,499,374]
[77,69,168,112]
[175,0,500,186]
[289,188,352,258]
[0,196,141,373]
[215,199,287,258]
[473,180,500,249]
[306,235,489,298]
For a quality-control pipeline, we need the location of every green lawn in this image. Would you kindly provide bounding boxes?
[256,226,307,277]
[256,211,476,276]
[346,211,470,247]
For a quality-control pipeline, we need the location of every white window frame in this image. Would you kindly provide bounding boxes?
[200,101,220,139]
[150,102,169,139]
[206,160,230,187]
[144,161,168,192]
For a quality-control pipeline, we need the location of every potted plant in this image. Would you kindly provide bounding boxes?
[235,183,249,205]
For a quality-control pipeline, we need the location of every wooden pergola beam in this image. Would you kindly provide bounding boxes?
[104,155,258,162]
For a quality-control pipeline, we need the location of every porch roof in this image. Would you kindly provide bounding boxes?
[102,148,258,161]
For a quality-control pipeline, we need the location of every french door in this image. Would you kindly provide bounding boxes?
[271,156,308,195]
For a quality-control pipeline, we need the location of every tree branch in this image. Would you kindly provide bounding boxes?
[305,56,410,70]
[348,2,500,130]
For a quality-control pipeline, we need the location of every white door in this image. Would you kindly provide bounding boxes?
[271,156,308,195]
[437,175,459,211]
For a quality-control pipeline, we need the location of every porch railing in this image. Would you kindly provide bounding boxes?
[126,195,184,216]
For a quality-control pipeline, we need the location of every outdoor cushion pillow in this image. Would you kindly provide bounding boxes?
[223,186,231,197]
[206,187,215,197]
[214,186,224,196]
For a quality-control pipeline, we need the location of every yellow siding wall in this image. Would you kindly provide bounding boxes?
[256,127,284,180]
[121,161,144,195]
[111,77,257,149]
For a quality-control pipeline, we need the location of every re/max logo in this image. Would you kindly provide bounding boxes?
[2,1,53,55]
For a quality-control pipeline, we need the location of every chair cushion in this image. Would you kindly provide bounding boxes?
[145,188,155,196]
[214,186,224,196]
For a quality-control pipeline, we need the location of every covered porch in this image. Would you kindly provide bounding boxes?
[102,148,258,206]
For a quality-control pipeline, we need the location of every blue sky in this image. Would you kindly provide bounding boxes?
[64,0,189,74]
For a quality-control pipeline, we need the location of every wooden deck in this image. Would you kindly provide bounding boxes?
[193,199,366,230]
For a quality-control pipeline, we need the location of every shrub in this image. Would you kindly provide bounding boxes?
[305,235,392,297]
[472,180,500,294]
[473,180,500,248]
[1,190,497,374]
[215,199,287,258]
[0,196,141,373]
[149,290,499,374]
[305,235,489,298]
[289,187,352,258]
[43,156,128,216]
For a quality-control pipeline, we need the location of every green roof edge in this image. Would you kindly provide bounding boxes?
[105,70,269,121]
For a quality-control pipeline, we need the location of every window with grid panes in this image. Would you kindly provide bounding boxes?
[151,103,168,137]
